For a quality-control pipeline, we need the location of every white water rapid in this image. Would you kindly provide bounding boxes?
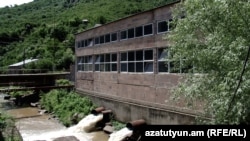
[108,127,133,141]
[24,113,103,141]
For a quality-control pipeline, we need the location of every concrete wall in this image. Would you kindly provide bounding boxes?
[77,89,196,125]
[76,72,203,124]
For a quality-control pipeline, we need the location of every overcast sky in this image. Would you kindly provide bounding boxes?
[0,0,33,8]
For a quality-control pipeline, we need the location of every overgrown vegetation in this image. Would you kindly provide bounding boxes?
[0,112,21,141]
[168,0,250,124]
[55,79,72,86]
[0,0,176,71]
[111,120,126,131]
[40,89,96,127]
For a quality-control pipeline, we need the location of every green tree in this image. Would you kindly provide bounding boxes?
[167,0,250,124]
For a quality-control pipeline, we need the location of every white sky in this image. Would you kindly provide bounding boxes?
[0,0,33,8]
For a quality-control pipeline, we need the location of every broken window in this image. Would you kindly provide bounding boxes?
[111,32,117,42]
[120,49,153,73]
[111,53,117,71]
[144,50,153,60]
[144,24,153,35]
[78,56,93,72]
[100,35,105,44]
[120,30,127,40]
[81,40,85,47]
[95,53,117,72]
[158,48,169,72]
[88,38,93,46]
[105,34,110,43]
[135,26,143,37]
[95,37,100,45]
[95,55,100,71]
[128,28,135,39]
[158,20,168,33]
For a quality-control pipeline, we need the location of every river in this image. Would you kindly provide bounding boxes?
[0,93,109,141]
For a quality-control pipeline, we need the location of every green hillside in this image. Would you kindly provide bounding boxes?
[0,0,176,71]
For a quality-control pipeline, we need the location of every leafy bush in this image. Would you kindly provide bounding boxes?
[55,79,71,86]
[40,89,96,127]
[111,120,126,131]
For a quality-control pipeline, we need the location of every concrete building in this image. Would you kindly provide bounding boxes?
[75,1,202,124]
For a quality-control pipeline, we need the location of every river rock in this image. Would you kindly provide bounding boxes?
[103,125,114,134]
[3,95,11,100]
[30,102,39,107]
[53,136,79,141]
[38,109,48,115]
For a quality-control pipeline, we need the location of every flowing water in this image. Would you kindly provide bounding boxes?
[0,93,109,141]
[108,127,133,141]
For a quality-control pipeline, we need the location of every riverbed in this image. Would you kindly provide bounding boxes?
[0,94,109,141]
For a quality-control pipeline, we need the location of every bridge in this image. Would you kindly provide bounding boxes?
[0,71,73,93]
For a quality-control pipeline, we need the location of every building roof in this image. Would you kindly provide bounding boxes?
[74,0,180,36]
[9,59,38,67]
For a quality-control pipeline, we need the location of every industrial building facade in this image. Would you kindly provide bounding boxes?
[75,1,200,124]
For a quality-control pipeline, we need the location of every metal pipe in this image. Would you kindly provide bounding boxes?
[102,110,112,123]
[126,119,146,130]
[101,109,112,114]
[91,107,105,115]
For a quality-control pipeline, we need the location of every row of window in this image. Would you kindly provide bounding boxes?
[76,19,173,48]
[77,48,193,73]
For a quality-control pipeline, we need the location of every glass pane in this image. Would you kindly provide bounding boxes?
[100,35,105,44]
[81,40,84,47]
[105,63,110,72]
[145,50,153,60]
[121,52,127,61]
[144,62,153,72]
[135,26,143,37]
[128,62,135,72]
[128,28,135,38]
[84,56,88,63]
[158,48,168,61]
[111,64,117,71]
[121,30,127,40]
[95,55,100,63]
[88,56,93,63]
[89,64,93,71]
[128,51,135,61]
[95,64,100,71]
[100,54,105,62]
[121,63,127,72]
[78,42,81,48]
[77,65,81,71]
[144,24,153,35]
[111,53,117,62]
[105,54,110,62]
[158,21,168,33]
[95,37,100,45]
[111,33,117,41]
[88,38,93,46]
[136,62,143,72]
[136,50,143,61]
[105,34,110,43]
[100,64,105,71]
[85,39,88,47]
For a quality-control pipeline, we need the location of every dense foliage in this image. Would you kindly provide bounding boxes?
[40,89,96,127]
[168,0,250,124]
[0,112,20,141]
[0,0,176,71]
